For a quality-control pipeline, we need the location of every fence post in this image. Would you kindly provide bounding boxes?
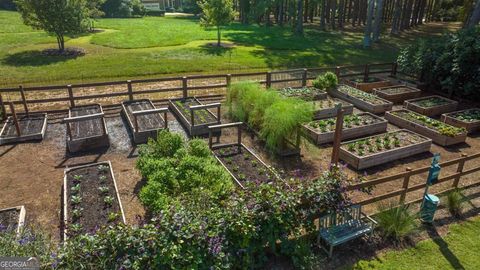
[391,62,398,77]
[266,72,272,88]
[399,167,412,203]
[226,74,231,89]
[363,64,370,82]
[67,85,75,107]
[182,76,188,99]
[453,153,468,188]
[127,80,133,101]
[335,66,341,79]
[19,85,29,115]
[0,93,5,120]
[9,102,21,137]
[302,68,308,86]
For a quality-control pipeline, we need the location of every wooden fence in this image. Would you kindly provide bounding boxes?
[0,62,398,116]
[349,152,480,211]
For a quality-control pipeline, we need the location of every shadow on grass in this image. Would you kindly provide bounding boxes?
[2,50,83,67]
[198,43,234,56]
[426,226,465,270]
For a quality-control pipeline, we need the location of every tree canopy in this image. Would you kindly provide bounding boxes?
[199,0,236,46]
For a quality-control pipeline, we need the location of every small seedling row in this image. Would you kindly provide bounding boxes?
[340,129,432,170]
[122,99,168,144]
[65,104,109,152]
[169,97,221,137]
[309,97,354,119]
[0,205,26,235]
[279,86,327,101]
[404,95,458,116]
[344,76,392,92]
[328,84,393,114]
[441,108,480,133]
[385,109,467,146]
[63,161,126,240]
[372,85,422,104]
[0,113,47,145]
[303,112,387,145]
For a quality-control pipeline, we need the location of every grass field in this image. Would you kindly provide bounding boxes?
[348,217,480,270]
[0,10,458,87]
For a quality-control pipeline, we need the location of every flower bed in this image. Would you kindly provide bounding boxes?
[404,95,458,116]
[302,112,387,145]
[309,97,354,119]
[278,86,327,100]
[441,108,480,133]
[168,97,221,137]
[385,109,467,146]
[345,76,392,92]
[328,84,393,114]
[372,85,422,103]
[213,144,277,189]
[340,129,432,170]
[63,161,126,239]
[0,113,47,145]
[0,206,26,235]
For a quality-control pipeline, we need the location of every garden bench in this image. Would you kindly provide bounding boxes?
[317,205,376,258]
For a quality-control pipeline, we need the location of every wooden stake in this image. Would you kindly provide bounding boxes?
[182,76,188,99]
[331,104,344,166]
[127,80,133,101]
[9,102,21,137]
[67,85,75,107]
[19,85,29,116]
[0,93,6,120]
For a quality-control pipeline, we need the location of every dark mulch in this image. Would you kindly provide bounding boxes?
[42,48,85,57]
[1,114,45,138]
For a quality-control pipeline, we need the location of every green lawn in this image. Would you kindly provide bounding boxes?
[0,10,458,87]
[348,217,480,270]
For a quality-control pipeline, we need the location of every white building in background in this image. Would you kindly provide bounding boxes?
[141,0,183,11]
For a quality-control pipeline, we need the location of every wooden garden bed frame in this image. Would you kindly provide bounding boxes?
[311,98,354,119]
[64,104,109,152]
[169,97,221,137]
[0,205,26,235]
[372,85,422,104]
[328,85,393,114]
[302,112,387,145]
[441,108,480,134]
[121,99,168,144]
[0,103,47,145]
[339,129,432,170]
[385,109,467,146]
[344,77,392,92]
[208,122,279,189]
[404,95,458,116]
[62,161,126,241]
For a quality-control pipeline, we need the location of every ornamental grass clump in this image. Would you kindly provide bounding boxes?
[376,202,418,243]
[446,188,465,218]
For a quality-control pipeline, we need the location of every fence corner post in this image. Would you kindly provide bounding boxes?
[335,66,341,79]
[226,74,231,88]
[400,167,412,203]
[453,153,468,188]
[363,64,370,82]
[67,85,75,107]
[391,62,398,77]
[127,80,133,101]
[266,72,272,88]
[182,76,188,99]
[302,68,308,86]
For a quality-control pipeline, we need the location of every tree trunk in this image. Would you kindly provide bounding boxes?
[321,0,327,28]
[217,26,221,46]
[390,0,402,34]
[467,0,480,28]
[295,0,304,33]
[372,0,384,41]
[339,0,345,28]
[331,0,337,29]
[363,0,375,47]
[56,34,65,52]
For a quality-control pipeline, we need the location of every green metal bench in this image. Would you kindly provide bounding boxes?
[317,205,377,258]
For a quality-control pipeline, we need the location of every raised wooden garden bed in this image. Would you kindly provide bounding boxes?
[404,95,458,116]
[345,76,392,92]
[63,161,126,240]
[208,123,278,189]
[0,114,47,145]
[441,108,480,133]
[65,104,109,152]
[279,86,327,100]
[309,97,354,119]
[385,109,467,146]
[169,97,221,137]
[122,99,168,144]
[328,84,393,114]
[372,85,422,104]
[0,205,26,235]
[303,112,387,145]
[340,129,432,170]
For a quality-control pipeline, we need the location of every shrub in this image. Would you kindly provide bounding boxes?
[312,71,338,90]
[446,188,465,218]
[376,202,418,242]
[137,131,234,213]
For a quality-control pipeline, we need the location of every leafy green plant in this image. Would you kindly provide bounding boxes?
[73,175,83,182]
[71,208,83,219]
[312,71,338,90]
[392,111,466,137]
[446,189,465,218]
[98,186,109,194]
[104,196,114,206]
[71,195,82,205]
[71,184,80,194]
[108,212,120,222]
[97,165,109,173]
[376,202,418,242]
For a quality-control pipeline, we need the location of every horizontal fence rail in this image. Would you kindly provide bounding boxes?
[0,62,399,117]
[347,152,480,212]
